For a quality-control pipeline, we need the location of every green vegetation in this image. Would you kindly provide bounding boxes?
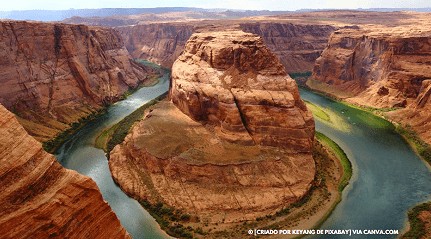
[289,71,312,79]
[99,93,167,154]
[302,87,394,131]
[316,132,352,191]
[396,125,431,166]
[402,202,431,239]
[290,71,313,86]
[304,100,331,122]
[43,59,163,153]
[43,108,106,153]
[255,132,352,228]
[139,200,202,239]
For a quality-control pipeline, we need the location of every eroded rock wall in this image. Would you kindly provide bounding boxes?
[118,23,194,68]
[0,104,129,238]
[170,30,315,152]
[313,29,431,106]
[239,22,336,73]
[0,20,151,141]
[118,22,335,73]
[311,28,431,144]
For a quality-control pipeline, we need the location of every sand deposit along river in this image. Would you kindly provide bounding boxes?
[54,60,430,239]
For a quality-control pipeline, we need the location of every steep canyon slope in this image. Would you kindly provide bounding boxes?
[109,30,316,225]
[0,104,129,238]
[309,19,431,145]
[117,21,335,73]
[0,20,152,142]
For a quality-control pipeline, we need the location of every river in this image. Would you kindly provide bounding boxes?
[54,62,430,239]
[300,88,431,239]
[55,61,172,239]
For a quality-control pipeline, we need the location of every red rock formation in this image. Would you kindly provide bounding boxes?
[109,30,316,226]
[312,28,431,107]
[0,104,129,238]
[310,26,431,144]
[386,81,431,144]
[0,20,152,141]
[239,22,335,73]
[118,22,335,73]
[170,30,315,152]
[118,23,194,68]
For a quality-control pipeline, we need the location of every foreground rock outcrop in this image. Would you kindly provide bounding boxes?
[0,104,129,238]
[110,30,315,227]
[0,20,152,141]
[310,26,431,145]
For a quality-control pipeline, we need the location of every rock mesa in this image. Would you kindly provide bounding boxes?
[170,30,315,151]
[110,30,315,224]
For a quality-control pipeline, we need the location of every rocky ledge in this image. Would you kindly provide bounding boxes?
[109,30,316,226]
[0,104,129,238]
[309,26,431,145]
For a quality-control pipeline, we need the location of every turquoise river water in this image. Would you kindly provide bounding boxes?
[55,64,430,238]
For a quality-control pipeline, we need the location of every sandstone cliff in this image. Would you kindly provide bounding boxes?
[0,104,129,238]
[239,22,335,73]
[110,30,315,226]
[0,20,151,142]
[118,23,194,68]
[312,28,431,107]
[310,26,431,144]
[171,30,315,151]
[118,22,335,73]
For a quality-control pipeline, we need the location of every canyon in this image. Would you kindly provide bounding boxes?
[109,30,316,233]
[309,14,431,146]
[0,103,129,238]
[0,9,430,239]
[117,21,335,73]
[0,20,153,142]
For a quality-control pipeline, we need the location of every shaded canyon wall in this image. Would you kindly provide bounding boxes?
[118,22,335,73]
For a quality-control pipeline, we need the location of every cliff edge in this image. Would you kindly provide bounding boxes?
[309,26,431,145]
[0,20,152,142]
[0,104,129,238]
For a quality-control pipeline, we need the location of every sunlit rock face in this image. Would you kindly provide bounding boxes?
[0,20,151,141]
[170,30,315,152]
[311,27,431,144]
[109,30,316,224]
[0,104,129,239]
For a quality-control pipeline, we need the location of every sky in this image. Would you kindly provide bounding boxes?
[2,0,430,11]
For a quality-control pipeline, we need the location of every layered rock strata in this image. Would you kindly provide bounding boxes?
[118,22,335,72]
[0,20,151,141]
[310,27,431,144]
[110,30,315,224]
[239,23,335,73]
[170,30,315,151]
[0,104,129,238]
[118,23,194,68]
